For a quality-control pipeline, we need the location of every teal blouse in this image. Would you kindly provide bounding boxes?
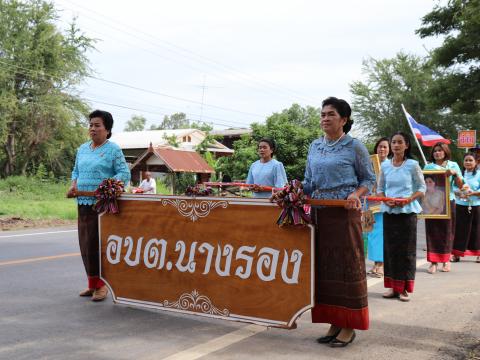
[456,170,480,207]
[71,140,131,205]
[378,159,426,214]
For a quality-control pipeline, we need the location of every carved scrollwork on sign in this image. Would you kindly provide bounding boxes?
[161,199,228,222]
[163,289,230,316]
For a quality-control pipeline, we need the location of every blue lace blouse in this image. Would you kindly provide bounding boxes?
[71,140,131,205]
[303,135,376,200]
[378,159,426,214]
[246,159,288,198]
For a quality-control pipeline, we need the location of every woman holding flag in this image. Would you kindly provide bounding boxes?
[423,143,463,273]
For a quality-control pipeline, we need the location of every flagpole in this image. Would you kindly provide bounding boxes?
[401,104,428,165]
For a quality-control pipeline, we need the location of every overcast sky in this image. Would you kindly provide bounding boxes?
[53,0,444,133]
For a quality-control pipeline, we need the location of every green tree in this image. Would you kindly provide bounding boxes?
[350,53,464,160]
[150,112,189,130]
[416,0,480,114]
[124,114,146,131]
[217,104,322,181]
[0,0,93,177]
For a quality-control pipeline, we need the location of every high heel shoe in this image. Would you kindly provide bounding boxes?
[330,331,356,348]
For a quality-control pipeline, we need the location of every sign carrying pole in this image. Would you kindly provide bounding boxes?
[401,104,428,165]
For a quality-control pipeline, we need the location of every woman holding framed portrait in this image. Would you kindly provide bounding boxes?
[423,143,463,274]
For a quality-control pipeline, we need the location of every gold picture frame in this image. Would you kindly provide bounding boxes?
[418,170,451,219]
[369,154,382,213]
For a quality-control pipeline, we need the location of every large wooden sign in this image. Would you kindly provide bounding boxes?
[99,195,314,328]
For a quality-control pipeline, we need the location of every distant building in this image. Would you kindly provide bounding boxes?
[129,145,215,186]
[210,128,252,149]
[111,128,234,164]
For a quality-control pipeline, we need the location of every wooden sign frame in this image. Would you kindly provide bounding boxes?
[98,195,314,328]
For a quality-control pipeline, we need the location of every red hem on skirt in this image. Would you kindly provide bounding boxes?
[427,252,451,263]
[452,249,480,257]
[384,277,415,293]
[311,303,369,330]
[88,276,105,289]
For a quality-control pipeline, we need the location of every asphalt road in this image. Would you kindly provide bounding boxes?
[0,221,479,360]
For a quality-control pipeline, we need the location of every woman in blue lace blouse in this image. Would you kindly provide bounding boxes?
[67,110,131,302]
[378,132,425,302]
[303,97,375,347]
[246,138,287,198]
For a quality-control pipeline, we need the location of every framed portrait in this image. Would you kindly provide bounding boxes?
[368,154,382,213]
[418,170,451,219]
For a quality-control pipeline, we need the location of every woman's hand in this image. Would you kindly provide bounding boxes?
[251,184,262,192]
[66,183,78,198]
[345,192,362,211]
[446,169,455,177]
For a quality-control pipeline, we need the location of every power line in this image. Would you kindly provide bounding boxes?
[0,59,265,119]
[0,61,255,128]
[58,0,319,104]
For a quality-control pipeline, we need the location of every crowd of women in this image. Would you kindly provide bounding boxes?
[69,101,479,348]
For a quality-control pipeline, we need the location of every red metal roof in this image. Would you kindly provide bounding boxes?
[154,148,214,173]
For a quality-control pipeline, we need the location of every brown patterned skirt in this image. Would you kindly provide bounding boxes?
[425,200,456,263]
[78,205,104,289]
[311,207,369,330]
[383,213,417,293]
[452,205,480,257]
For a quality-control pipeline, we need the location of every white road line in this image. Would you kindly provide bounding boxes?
[0,229,77,239]
[154,258,430,360]
[155,325,265,360]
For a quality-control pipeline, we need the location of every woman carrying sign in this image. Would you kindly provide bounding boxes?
[303,97,375,347]
[67,110,130,301]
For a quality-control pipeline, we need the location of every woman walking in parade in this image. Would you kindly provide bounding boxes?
[451,152,480,262]
[303,97,375,347]
[378,132,425,302]
[423,143,463,273]
[367,137,391,278]
[246,138,288,198]
[67,110,131,301]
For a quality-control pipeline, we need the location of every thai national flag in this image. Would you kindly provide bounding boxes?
[404,110,451,146]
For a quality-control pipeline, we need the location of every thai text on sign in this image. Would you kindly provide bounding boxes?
[457,130,476,148]
[99,195,314,328]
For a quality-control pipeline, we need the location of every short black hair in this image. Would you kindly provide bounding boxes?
[390,132,413,159]
[258,138,276,155]
[321,97,354,134]
[89,110,114,139]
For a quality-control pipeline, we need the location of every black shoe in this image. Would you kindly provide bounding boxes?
[316,329,341,344]
[329,331,356,348]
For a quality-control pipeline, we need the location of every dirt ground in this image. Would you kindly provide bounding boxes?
[0,216,76,231]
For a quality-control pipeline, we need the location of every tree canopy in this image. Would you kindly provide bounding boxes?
[0,0,94,177]
[416,0,480,114]
[149,112,213,132]
[217,104,322,181]
[124,115,146,131]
